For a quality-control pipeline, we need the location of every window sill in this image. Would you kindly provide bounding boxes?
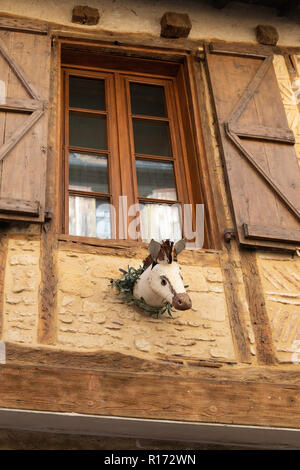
[57,234,220,266]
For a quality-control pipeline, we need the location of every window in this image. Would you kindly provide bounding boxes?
[62,48,205,245]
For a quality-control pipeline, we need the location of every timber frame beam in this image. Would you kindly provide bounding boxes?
[1,343,300,429]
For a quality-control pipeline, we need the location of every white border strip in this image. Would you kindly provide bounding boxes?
[0,408,300,449]
[0,342,6,364]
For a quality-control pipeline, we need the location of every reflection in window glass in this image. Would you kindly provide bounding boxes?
[139,203,182,243]
[69,112,107,150]
[133,119,171,156]
[69,76,105,111]
[69,152,109,194]
[136,159,177,200]
[130,83,166,117]
[69,196,111,239]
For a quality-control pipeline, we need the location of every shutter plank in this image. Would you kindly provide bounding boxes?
[227,122,295,144]
[0,27,50,222]
[0,97,42,113]
[244,224,300,244]
[0,198,39,217]
[206,49,300,250]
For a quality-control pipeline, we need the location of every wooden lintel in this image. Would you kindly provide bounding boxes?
[1,361,300,428]
[209,41,300,57]
[0,16,48,34]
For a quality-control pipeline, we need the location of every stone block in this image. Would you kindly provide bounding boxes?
[72,5,100,25]
[160,12,192,38]
[255,24,279,46]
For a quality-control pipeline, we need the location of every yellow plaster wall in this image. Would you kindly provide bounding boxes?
[0,0,299,47]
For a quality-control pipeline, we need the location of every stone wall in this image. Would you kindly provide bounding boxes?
[56,248,236,361]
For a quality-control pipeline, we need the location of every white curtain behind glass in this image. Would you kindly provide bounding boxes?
[140,203,182,243]
[69,196,111,239]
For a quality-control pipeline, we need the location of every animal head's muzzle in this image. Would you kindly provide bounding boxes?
[172,293,192,311]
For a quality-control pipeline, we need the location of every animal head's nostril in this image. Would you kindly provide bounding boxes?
[172,293,192,311]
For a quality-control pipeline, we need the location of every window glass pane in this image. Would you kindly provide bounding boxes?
[69,196,111,239]
[69,76,105,111]
[69,112,107,150]
[136,159,177,201]
[130,83,166,117]
[139,203,182,243]
[133,119,171,156]
[69,152,109,193]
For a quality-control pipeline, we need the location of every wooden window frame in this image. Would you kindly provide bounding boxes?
[57,39,217,249]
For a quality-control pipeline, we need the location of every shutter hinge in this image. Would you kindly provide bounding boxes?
[43,209,53,233]
[45,209,53,221]
[224,228,235,243]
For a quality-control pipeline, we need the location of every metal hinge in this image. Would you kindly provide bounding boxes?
[45,209,53,221]
[224,228,235,243]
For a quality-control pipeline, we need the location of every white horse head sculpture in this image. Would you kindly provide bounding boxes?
[133,239,192,311]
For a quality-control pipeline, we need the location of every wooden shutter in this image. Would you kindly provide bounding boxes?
[0,17,50,222]
[206,43,300,251]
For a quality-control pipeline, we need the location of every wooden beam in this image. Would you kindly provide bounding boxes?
[0,16,48,34]
[244,223,300,244]
[5,342,300,384]
[209,41,300,57]
[240,249,277,365]
[1,361,300,428]
[220,248,252,364]
[0,97,42,113]
[0,198,40,217]
[227,122,295,144]
[37,39,60,345]
[0,235,8,338]
[38,233,58,345]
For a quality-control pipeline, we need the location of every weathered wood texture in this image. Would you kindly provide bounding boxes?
[241,249,277,365]
[58,236,220,265]
[38,233,58,345]
[220,247,252,364]
[1,361,300,428]
[5,342,300,384]
[0,16,48,34]
[160,12,192,38]
[193,59,252,363]
[244,223,300,244]
[0,235,8,338]
[0,28,50,223]
[0,198,39,217]
[37,40,60,345]
[206,48,300,251]
[71,6,100,26]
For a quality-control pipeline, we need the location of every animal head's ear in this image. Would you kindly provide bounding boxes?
[148,239,161,261]
[174,239,186,260]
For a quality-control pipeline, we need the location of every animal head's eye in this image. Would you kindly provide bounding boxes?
[161,278,167,286]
